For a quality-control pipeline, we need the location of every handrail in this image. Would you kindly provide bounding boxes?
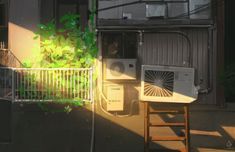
[0,49,24,67]
[0,67,94,103]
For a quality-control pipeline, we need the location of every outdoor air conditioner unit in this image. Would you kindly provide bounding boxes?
[103,83,124,111]
[146,3,166,18]
[104,59,136,80]
[140,65,198,103]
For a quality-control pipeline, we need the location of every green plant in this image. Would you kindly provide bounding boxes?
[21,12,98,112]
[29,13,97,68]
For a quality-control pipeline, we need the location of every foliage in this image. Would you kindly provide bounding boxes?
[21,12,97,112]
[28,13,97,68]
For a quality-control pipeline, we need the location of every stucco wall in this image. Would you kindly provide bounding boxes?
[8,0,40,63]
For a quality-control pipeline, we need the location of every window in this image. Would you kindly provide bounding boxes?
[0,2,8,45]
[0,3,6,26]
[102,32,137,59]
[56,0,79,27]
[40,0,88,28]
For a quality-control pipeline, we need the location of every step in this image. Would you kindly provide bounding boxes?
[149,122,185,127]
[149,109,184,114]
[149,148,186,152]
[150,136,186,141]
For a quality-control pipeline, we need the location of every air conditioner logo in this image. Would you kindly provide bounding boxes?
[110,100,121,102]
[111,88,121,91]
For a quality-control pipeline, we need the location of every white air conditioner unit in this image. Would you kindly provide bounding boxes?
[189,0,211,19]
[103,83,124,111]
[104,59,136,80]
[146,3,166,18]
[140,65,198,103]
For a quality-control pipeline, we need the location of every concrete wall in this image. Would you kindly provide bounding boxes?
[8,0,40,63]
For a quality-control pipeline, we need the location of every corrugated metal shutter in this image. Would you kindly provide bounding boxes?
[138,29,209,90]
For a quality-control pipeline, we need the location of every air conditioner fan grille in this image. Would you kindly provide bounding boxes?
[144,70,174,97]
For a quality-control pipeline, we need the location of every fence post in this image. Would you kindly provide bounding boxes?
[90,67,93,103]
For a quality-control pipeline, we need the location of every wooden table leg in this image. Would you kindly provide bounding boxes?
[144,102,150,152]
[184,104,190,152]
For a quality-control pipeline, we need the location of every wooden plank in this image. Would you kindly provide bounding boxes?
[144,102,150,152]
[149,109,184,114]
[150,136,185,141]
[149,122,185,127]
[149,148,186,152]
[184,105,190,152]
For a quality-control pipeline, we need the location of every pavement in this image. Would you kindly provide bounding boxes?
[0,101,235,152]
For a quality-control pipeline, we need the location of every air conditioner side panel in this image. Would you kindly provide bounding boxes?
[104,84,124,111]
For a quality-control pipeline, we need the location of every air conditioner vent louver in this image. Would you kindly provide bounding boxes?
[141,65,198,103]
[105,59,136,80]
[144,70,174,97]
[110,62,125,76]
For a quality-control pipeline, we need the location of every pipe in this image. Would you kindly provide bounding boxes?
[89,67,95,152]
[89,100,95,152]
[97,25,213,30]
[97,29,193,67]
[198,26,214,94]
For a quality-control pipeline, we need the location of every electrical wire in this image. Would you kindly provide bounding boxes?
[171,3,210,19]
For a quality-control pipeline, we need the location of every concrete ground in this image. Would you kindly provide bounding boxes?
[0,101,235,152]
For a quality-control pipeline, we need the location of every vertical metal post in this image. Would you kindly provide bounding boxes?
[90,67,93,102]
[216,0,225,106]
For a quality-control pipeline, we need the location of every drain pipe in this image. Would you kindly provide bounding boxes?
[90,67,95,152]
[90,99,95,152]
[198,26,214,94]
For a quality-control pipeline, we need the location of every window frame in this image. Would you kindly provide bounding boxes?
[102,32,138,59]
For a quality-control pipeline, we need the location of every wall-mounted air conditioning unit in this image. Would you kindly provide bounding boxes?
[104,59,136,80]
[146,3,166,18]
[140,65,198,103]
[103,83,124,111]
[189,0,211,19]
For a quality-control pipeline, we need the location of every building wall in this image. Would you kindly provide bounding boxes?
[98,0,211,20]
[138,29,216,104]
[8,0,40,63]
[97,0,217,105]
[99,28,216,105]
[8,0,91,64]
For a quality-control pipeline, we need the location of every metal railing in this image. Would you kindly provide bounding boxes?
[0,48,23,67]
[0,41,6,49]
[0,67,12,101]
[0,67,93,102]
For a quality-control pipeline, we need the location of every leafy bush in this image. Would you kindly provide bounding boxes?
[20,13,97,112]
[27,13,97,68]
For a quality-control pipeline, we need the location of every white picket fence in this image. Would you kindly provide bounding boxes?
[0,67,93,102]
